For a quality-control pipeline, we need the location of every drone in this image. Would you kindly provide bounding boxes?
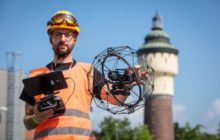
[88,46,154,114]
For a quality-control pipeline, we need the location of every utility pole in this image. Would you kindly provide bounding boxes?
[6,51,23,140]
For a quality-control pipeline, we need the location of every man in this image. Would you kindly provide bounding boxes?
[20,10,145,140]
[20,10,101,140]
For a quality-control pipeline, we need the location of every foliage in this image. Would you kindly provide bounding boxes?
[132,124,152,140]
[201,132,219,140]
[96,116,152,140]
[96,117,220,140]
[217,122,220,138]
[174,122,220,140]
[174,122,203,140]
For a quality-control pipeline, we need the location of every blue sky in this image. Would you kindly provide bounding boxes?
[1,0,220,133]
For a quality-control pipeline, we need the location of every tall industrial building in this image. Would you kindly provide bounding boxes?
[0,52,26,140]
[137,14,179,140]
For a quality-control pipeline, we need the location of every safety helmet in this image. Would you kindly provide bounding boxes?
[47,10,80,35]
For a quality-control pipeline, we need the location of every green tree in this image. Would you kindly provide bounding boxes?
[97,116,152,140]
[174,122,203,140]
[174,122,220,140]
[201,132,219,140]
[216,122,220,140]
[132,124,152,140]
[98,116,132,140]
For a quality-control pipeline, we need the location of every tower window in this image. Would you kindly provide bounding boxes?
[149,57,152,63]
[165,57,168,63]
[163,83,166,90]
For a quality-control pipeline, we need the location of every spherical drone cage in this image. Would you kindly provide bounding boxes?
[88,46,154,114]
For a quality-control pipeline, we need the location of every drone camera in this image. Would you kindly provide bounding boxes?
[108,70,136,84]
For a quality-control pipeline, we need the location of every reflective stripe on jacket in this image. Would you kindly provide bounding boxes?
[30,62,93,140]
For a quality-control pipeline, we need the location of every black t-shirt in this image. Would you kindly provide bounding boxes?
[19,60,104,106]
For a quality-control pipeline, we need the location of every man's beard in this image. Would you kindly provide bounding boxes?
[53,45,73,57]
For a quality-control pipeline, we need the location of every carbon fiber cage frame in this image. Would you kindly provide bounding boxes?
[88,46,154,114]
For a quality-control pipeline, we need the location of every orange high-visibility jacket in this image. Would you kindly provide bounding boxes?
[30,62,93,140]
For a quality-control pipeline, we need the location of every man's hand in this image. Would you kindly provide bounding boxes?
[126,65,148,87]
[33,102,54,124]
[23,102,54,130]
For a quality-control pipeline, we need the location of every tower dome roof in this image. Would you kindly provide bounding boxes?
[138,13,178,55]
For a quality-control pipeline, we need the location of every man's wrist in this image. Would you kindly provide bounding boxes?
[31,114,39,124]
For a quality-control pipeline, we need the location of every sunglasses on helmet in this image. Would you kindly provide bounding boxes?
[47,14,78,27]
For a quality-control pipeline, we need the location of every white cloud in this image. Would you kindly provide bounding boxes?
[201,98,220,133]
[173,104,187,124]
[206,98,220,120]
[173,104,186,115]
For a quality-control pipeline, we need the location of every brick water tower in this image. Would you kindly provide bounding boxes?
[137,13,179,140]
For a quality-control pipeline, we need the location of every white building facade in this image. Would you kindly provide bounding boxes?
[0,68,26,140]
